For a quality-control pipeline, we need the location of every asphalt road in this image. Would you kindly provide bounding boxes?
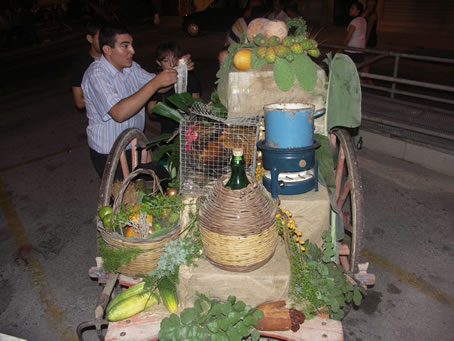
[0,20,453,341]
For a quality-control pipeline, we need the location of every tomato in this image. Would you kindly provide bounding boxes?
[98,206,113,219]
[102,213,112,228]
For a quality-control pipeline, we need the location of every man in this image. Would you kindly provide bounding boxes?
[71,21,103,111]
[81,24,192,178]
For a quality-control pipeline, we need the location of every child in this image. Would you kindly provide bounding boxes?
[148,41,201,134]
[343,2,367,65]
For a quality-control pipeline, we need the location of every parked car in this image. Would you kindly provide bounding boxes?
[182,0,245,37]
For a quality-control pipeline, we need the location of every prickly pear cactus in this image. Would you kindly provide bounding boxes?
[293,53,317,91]
[273,56,294,91]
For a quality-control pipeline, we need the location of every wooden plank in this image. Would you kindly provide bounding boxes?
[105,315,343,341]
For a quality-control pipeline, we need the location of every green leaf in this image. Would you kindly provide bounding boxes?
[251,49,267,69]
[227,296,236,305]
[332,309,345,320]
[273,56,294,91]
[330,299,340,312]
[293,53,317,91]
[151,101,183,122]
[167,92,197,113]
[206,320,219,333]
[243,315,258,327]
[353,288,363,305]
[227,311,242,325]
[251,308,264,319]
[236,321,251,337]
[214,331,229,341]
[180,307,197,325]
[226,328,242,341]
[218,317,231,331]
[317,264,329,276]
[322,254,332,263]
[232,301,246,312]
[220,302,232,316]
[251,329,260,341]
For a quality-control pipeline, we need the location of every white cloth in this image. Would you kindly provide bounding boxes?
[346,16,367,53]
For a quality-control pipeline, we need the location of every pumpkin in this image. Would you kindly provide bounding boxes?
[247,18,270,42]
[264,20,288,41]
[247,18,288,43]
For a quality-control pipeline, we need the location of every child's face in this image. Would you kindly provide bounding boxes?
[349,4,360,17]
[157,52,178,70]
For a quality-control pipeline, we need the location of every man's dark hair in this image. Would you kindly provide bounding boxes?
[99,24,131,52]
[86,20,103,36]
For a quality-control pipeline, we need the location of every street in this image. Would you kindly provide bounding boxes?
[1,19,453,341]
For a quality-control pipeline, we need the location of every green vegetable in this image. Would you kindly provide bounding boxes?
[107,291,159,322]
[157,276,179,313]
[158,293,263,341]
[148,227,171,239]
[106,282,146,315]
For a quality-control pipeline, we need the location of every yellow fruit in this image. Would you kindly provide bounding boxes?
[233,49,252,71]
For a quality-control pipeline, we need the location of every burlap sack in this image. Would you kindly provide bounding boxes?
[217,63,327,118]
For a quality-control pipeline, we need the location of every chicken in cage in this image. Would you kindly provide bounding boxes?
[179,109,260,195]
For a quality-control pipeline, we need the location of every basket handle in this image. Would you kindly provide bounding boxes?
[111,168,164,236]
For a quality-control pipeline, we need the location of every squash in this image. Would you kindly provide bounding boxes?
[264,20,288,41]
[247,18,270,42]
[247,18,288,43]
[157,276,179,313]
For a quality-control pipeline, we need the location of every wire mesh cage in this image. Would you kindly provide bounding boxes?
[180,102,261,196]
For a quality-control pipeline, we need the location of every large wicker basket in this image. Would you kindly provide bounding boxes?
[199,175,279,272]
[97,169,180,277]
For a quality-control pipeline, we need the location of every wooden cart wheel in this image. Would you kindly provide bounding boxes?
[98,128,151,207]
[329,128,364,274]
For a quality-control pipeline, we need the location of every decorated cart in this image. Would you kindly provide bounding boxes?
[77,16,375,341]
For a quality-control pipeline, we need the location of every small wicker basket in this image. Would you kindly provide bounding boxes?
[199,175,279,272]
[97,169,180,277]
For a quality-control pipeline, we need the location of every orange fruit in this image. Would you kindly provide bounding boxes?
[125,226,140,238]
[233,49,252,71]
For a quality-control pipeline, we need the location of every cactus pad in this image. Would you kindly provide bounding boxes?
[273,56,294,91]
[293,53,317,91]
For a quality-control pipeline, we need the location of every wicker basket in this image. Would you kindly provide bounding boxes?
[199,175,279,272]
[97,169,180,277]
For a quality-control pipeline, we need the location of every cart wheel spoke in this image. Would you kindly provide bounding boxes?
[330,128,365,274]
[98,129,150,207]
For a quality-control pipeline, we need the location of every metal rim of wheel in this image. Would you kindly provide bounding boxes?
[187,23,199,36]
[330,128,365,274]
[98,128,149,207]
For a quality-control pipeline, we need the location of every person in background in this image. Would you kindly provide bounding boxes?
[81,24,194,178]
[343,2,366,65]
[268,0,289,21]
[148,41,201,134]
[226,1,269,45]
[362,0,378,82]
[71,20,103,111]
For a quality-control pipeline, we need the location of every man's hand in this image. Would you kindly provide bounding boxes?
[181,54,195,71]
[154,69,178,88]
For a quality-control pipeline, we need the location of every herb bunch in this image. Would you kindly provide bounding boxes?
[158,293,264,341]
[287,229,366,320]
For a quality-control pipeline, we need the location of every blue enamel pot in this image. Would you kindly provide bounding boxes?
[264,103,325,149]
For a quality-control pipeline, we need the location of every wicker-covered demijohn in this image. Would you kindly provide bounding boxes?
[199,175,279,272]
[97,169,180,277]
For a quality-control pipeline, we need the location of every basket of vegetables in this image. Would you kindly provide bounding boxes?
[199,175,279,272]
[97,168,182,277]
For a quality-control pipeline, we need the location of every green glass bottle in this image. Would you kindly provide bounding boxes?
[225,148,250,190]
